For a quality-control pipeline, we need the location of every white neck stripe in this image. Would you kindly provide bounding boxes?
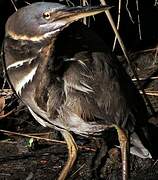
[7,57,36,70]
[7,29,60,42]
[15,66,38,95]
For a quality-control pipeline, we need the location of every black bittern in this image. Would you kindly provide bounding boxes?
[2,2,152,180]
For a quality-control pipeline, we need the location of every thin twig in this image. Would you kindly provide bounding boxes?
[112,0,122,51]
[136,0,142,40]
[24,1,31,5]
[125,0,135,23]
[99,0,156,115]
[65,0,75,6]
[70,163,86,177]
[139,90,158,97]
[134,47,158,54]
[10,0,17,11]
[132,76,158,81]
[0,109,16,120]
[153,45,158,65]
[82,0,89,25]
[80,0,91,27]
[0,129,96,152]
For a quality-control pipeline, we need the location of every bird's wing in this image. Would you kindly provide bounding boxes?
[60,47,150,132]
[46,22,149,134]
[60,51,134,131]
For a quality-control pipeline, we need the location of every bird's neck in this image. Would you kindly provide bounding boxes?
[4,36,55,97]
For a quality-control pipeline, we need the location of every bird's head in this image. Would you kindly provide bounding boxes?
[3,2,111,97]
[5,2,111,42]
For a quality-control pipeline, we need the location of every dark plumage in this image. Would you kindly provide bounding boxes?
[2,2,153,180]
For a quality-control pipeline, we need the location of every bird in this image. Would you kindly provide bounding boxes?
[2,2,153,180]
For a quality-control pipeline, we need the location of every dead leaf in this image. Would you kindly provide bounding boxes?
[0,96,15,120]
[0,96,5,116]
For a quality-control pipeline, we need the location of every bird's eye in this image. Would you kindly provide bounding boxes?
[43,12,51,20]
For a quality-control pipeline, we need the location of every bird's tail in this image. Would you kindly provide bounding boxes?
[130,131,152,158]
[130,122,158,159]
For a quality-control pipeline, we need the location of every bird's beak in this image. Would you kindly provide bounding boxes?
[56,5,111,24]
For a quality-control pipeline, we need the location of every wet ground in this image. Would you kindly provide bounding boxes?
[0,138,158,180]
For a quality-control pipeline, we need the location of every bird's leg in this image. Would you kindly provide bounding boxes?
[58,130,78,180]
[114,125,129,180]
